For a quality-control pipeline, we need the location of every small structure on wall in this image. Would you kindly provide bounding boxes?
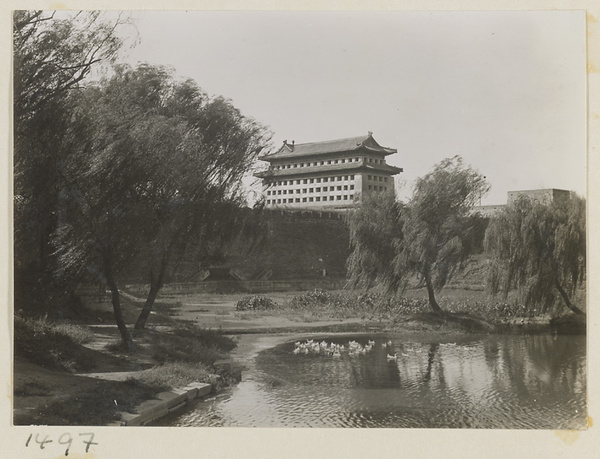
[472,188,574,217]
[255,132,403,210]
[507,188,571,206]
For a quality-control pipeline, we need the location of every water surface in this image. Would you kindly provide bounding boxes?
[162,333,586,428]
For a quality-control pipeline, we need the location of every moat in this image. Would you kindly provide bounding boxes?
[159,332,586,429]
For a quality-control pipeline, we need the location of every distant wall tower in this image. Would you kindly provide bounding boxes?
[255,132,403,210]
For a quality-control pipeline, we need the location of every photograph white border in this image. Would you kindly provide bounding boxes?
[1,1,598,458]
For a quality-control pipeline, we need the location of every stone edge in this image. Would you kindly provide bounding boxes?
[114,382,212,426]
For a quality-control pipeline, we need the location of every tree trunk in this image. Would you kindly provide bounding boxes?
[134,261,167,332]
[424,270,444,313]
[554,279,585,315]
[105,270,133,349]
[133,283,160,332]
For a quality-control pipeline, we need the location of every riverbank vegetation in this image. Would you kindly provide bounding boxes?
[485,194,586,315]
[13,310,239,425]
[347,156,490,313]
[235,286,583,333]
[345,158,585,320]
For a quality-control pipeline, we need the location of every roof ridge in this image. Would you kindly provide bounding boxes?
[259,132,395,161]
[289,134,370,148]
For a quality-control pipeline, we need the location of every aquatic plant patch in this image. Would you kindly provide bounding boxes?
[235,295,279,311]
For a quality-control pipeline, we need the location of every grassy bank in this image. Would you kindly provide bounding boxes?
[13,312,240,425]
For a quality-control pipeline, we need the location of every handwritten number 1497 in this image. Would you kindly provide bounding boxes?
[25,432,97,456]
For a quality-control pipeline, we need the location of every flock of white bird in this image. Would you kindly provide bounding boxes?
[292,339,408,361]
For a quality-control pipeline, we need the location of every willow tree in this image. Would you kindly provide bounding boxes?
[484,194,586,316]
[13,11,130,310]
[396,156,490,312]
[346,191,404,291]
[346,156,489,313]
[56,64,271,347]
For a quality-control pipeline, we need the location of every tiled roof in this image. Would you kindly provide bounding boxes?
[260,133,397,161]
[254,161,403,179]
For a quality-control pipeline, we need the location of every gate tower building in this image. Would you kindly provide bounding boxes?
[255,132,403,210]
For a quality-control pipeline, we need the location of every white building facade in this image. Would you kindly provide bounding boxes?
[255,133,403,210]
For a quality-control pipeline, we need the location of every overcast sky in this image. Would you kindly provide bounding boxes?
[121,10,586,205]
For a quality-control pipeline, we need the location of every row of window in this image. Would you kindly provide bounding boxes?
[272,157,385,170]
[267,195,355,205]
[367,175,389,182]
[368,185,387,192]
[270,175,355,187]
[267,185,355,196]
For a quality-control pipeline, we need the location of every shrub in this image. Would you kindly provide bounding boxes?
[235,295,279,311]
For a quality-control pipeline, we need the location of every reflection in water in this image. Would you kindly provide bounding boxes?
[423,343,439,382]
[162,334,586,428]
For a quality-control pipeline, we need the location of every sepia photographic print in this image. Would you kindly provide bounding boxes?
[5,2,600,458]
